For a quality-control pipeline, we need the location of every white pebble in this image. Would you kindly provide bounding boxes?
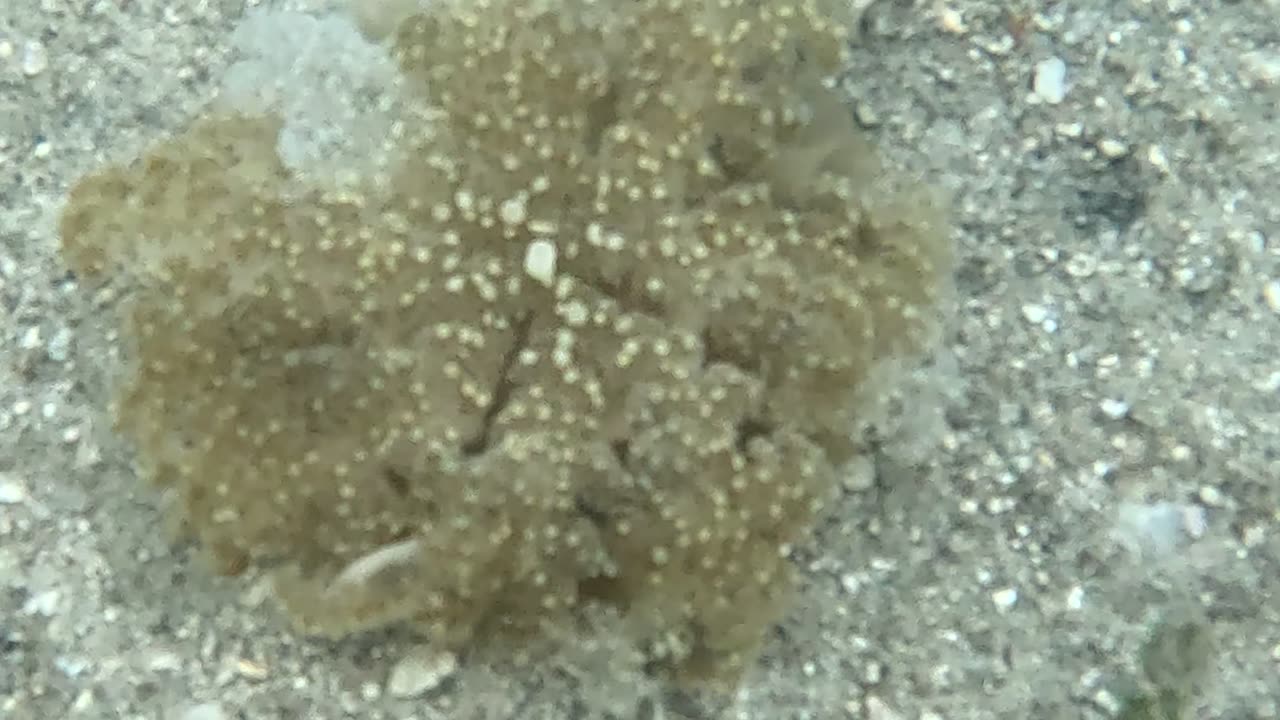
[1098,398,1129,419]
[1197,485,1225,507]
[840,573,861,595]
[991,587,1019,610]
[1242,524,1266,548]
[524,239,557,287]
[20,41,48,76]
[1253,370,1280,393]
[0,474,27,504]
[1066,585,1085,610]
[1054,122,1083,138]
[864,696,902,720]
[23,589,61,616]
[1020,303,1049,324]
[937,6,966,34]
[387,647,457,698]
[55,655,89,678]
[177,702,230,720]
[71,690,94,712]
[1092,689,1122,715]
[1032,57,1068,104]
[1181,504,1207,539]
[1097,138,1128,158]
[1262,279,1280,314]
[47,326,72,362]
[19,325,41,350]
[143,648,184,673]
[1146,144,1170,174]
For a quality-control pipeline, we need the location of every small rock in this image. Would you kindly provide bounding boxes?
[22,589,60,616]
[1091,688,1122,715]
[177,702,230,720]
[863,696,903,720]
[18,325,42,350]
[523,239,557,286]
[143,647,184,673]
[991,587,1018,610]
[1032,57,1068,104]
[1262,279,1280,314]
[1146,144,1171,174]
[233,658,268,681]
[840,573,861,595]
[1096,138,1128,158]
[387,647,457,698]
[1066,585,1085,610]
[0,474,28,504]
[1020,303,1054,331]
[47,326,72,362]
[1241,523,1266,548]
[71,689,95,712]
[54,655,89,678]
[1197,485,1225,507]
[937,6,966,35]
[853,102,880,128]
[1054,122,1084,139]
[1098,398,1129,420]
[20,41,48,76]
[1181,505,1207,539]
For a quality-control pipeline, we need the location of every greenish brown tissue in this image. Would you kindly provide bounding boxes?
[60,0,951,686]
